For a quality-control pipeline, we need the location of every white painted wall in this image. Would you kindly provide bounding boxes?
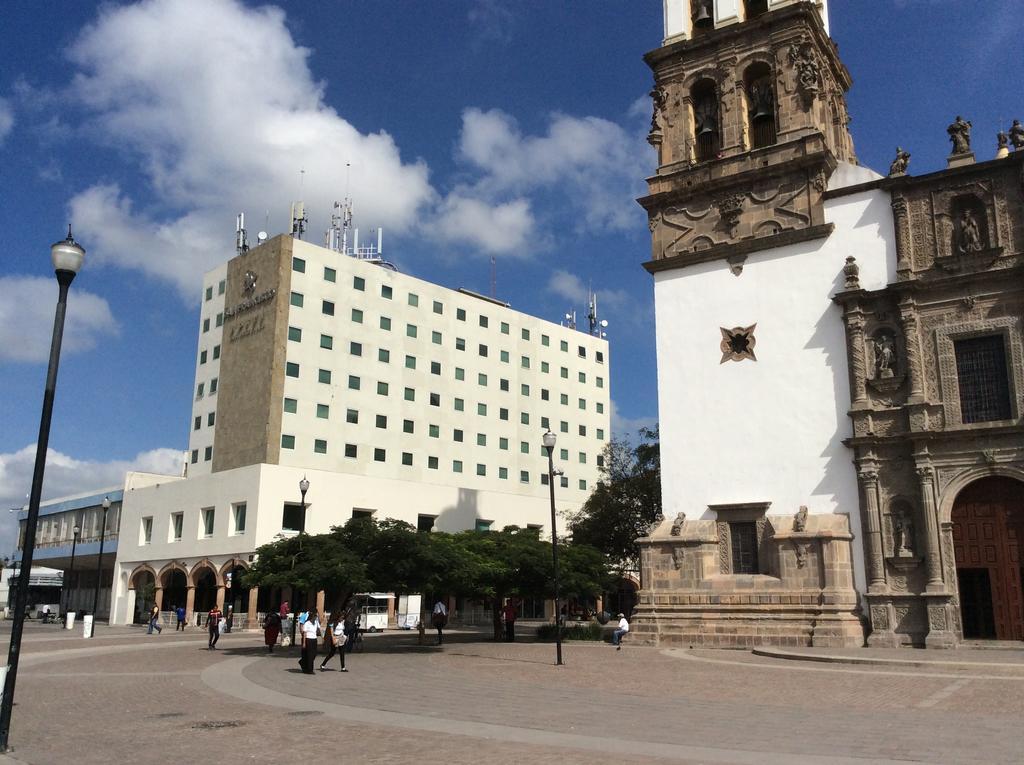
[112,461,586,623]
[653,172,894,595]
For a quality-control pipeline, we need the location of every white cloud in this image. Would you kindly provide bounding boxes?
[546,268,631,310]
[610,399,657,442]
[451,107,646,233]
[0,97,13,143]
[0,445,183,555]
[432,194,533,255]
[65,0,434,298]
[0,276,119,363]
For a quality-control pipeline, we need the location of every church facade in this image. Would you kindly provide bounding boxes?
[634,0,1024,648]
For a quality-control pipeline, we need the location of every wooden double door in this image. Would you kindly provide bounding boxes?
[952,477,1024,640]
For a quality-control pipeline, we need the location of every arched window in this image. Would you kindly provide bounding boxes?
[691,79,721,162]
[745,62,776,148]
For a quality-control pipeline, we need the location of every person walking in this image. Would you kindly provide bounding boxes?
[319,612,348,672]
[432,599,448,645]
[207,604,222,649]
[175,604,186,631]
[299,608,320,674]
[148,603,163,635]
[612,612,629,650]
[263,610,281,652]
[502,599,518,642]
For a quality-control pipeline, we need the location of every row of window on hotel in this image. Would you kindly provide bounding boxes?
[287,327,606,385]
[202,265,606,366]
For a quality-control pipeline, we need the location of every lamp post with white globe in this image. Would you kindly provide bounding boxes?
[542,430,564,666]
[0,228,86,752]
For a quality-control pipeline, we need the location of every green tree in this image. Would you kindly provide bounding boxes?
[566,425,661,572]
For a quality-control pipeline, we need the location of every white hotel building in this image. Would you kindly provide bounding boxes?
[110,234,610,625]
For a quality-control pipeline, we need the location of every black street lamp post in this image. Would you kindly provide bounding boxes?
[291,476,310,647]
[91,497,111,619]
[63,524,80,619]
[0,228,85,753]
[542,430,564,666]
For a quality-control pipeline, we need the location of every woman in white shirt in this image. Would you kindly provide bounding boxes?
[300,608,321,674]
[319,611,348,672]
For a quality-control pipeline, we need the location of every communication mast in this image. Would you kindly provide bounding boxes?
[290,201,307,239]
[235,213,249,255]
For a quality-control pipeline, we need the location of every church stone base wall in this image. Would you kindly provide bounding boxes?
[631,513,866,648]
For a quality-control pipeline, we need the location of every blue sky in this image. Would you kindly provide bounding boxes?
[0,0,1021,553]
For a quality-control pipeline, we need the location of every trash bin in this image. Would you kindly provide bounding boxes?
[83,614,94,639]
[66,611,77,630]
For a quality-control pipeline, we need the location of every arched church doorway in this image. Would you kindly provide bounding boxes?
[193,567,218,613]
[161,568,187,613]
[131,569,156,624]
[223,564,250,616]
[952,476,1024,640]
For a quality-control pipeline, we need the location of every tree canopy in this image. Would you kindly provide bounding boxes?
[565,425,661,572]
[243,517,612,619]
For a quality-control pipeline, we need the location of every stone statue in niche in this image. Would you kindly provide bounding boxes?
[788,42,821,103]
[672,546,685,570]
[947,115,972,155]
[873,333,896,378]
[894,513,915,557]
[793,505,808,532]
[888,147,911,177]
[1009,119,1024,150]
[670,512,686,536]
[957,208,983,254]
[646,512,665,537]
[648,86,667,146]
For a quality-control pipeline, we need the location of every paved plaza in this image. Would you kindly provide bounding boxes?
[1,622,1023,764]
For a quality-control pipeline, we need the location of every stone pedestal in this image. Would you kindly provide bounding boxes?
[632,513,865,648]
[947,151,975,168]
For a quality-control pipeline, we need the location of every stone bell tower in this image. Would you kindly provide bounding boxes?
[642,0,856,270]
[633,0,877,649]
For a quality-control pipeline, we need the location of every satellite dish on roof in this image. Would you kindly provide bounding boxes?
[257,231,268,243]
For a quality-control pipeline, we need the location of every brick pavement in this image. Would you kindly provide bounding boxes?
[0,623,1023,763]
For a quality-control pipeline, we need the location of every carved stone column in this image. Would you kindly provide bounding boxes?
[858,464,886,592]
[899,299,926,402]
[247,587,259,629]
[215,584,226,611]
[845,311,868,406]
[154,586,164,612]
[891,196,912,279]
[916,465,945,591]
[185,585,196,624]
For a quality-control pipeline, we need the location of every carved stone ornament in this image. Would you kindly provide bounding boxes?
[670,512,686,536]
[842,256,860,289]
[888,147,911,177]
[720,324,757,363]
[672,546,685,570]
[870,605,890,631]
[788,41,821,105]
[716,193,744,233]
[872,332,897,379]
[243,270,258,295]
[956,208,983,255]
[648,86,667,145]
[727,254,746,276]
[1010,119,1024,150]
[794,541,809,568]
[793,505,808,532]
[646,512,665,537]
[947,115,972,155]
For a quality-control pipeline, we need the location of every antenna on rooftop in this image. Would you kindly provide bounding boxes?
[235,213,249,255]
[290,201,307,239]
[563,309,576,330]
[587,287,609,337]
